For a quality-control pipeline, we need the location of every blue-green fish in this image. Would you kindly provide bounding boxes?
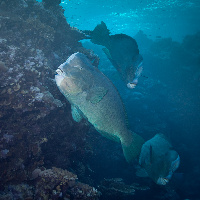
[55,52,144,162]
[89,21,143,89]
[137,134,180,185]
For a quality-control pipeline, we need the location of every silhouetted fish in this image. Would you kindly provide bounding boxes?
[90,21,143,89]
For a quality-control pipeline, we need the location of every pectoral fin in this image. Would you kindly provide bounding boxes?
[71,105,83,122]
[86,86,108,104]
[102,48,120,71]
[102,48,112,60]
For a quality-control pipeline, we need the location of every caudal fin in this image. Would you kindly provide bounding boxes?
[121,131,145,163]
[91,21,110,47]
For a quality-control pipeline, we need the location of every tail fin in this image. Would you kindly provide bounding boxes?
[121,131,145,163]
[91,21,110,47]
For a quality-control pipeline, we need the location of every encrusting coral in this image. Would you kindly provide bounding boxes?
[32,167,101,200]
[0,0,100,199]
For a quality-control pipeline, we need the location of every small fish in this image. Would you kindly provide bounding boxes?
[87,21,143,89]
[55,52,144,163]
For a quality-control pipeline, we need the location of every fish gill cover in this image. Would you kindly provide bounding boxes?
[0,0,200,200]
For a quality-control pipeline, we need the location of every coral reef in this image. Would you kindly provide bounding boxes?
[0,167,100,200]
[0,61,8,72]
[0,183,34,200]
[33,167,100,200]
[0,0,100,198]
[99,178,149,200]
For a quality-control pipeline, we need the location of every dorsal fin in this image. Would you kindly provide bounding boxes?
[91,21,110,47]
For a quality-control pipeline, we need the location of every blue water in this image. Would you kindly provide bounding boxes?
[61,0,200,42]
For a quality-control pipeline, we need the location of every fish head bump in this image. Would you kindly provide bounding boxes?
[55,52,95,96]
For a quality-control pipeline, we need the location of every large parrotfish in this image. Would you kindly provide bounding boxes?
[89,21,143,89]
[55,52,144,163]
[137,134,180,185]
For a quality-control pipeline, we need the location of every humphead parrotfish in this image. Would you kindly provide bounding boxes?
[55,52,144,162]
[137,134,180,185]
[89,21,143,89]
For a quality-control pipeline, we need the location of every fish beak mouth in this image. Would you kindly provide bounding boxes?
[55,68,66,87]
[157,177,169,185]
[127,82,137,89]
[56,68,63,75]
[127,77,139,89]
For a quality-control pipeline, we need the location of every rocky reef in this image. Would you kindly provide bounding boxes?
[32,167,100,199]
[0,0,100,199]
[0,167,100,200]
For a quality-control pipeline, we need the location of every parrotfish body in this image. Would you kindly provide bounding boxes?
[90,21,143,89]
[55,52,144,162]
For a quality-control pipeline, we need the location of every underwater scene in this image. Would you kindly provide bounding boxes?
[0,0,200,199]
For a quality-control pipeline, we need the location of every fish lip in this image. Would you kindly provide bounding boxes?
[55,68,66,87]
[56,68,68,78]
[56,68,63,75]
